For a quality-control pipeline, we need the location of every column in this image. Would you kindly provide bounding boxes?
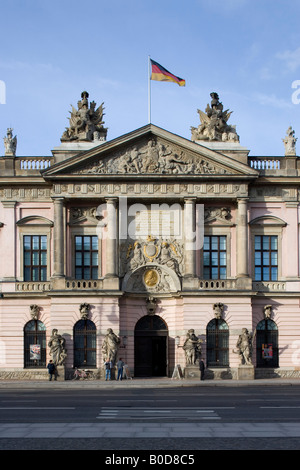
[52,197,65,278]
[183,198,197,278]
[236,198,249,278]
[1,201,16,281]
[105,198,118,278]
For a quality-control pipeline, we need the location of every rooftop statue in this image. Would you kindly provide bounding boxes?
[3,128,17,156]
[191,92,239,143]
[61,91,107,143]
[282,126,297,156]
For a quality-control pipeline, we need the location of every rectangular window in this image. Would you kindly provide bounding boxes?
[254,235,278,281]
[24,235,47,281]
[203,235,227,279]
[75,235,98,280]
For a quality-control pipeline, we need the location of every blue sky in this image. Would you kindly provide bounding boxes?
[1,0,300,157]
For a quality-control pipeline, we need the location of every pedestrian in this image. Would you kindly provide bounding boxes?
[104,360,113,380]
[47,360,56,381]
[117,357,125,381]
[199,358,205,381]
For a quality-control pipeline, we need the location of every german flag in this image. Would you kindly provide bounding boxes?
[150,59,186,86]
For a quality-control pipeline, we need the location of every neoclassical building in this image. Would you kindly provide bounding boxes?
[1,90,300,380]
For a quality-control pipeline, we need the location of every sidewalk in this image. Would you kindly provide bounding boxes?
[1,377,300,389]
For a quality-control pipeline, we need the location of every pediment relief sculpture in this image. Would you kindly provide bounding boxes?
[191,92,239,143]
[204,207,232,224]
[72,137,233,176]
[69,207,99,225]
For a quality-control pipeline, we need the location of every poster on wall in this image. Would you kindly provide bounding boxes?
[262,344,273,359]
[30,344,41,360]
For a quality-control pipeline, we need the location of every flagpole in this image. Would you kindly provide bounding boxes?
[148,55,151,123]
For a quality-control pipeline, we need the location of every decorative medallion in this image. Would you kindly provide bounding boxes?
[143,269,159,287]
[143,237,160,262]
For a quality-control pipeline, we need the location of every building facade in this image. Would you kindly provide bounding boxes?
[1,91,300,380]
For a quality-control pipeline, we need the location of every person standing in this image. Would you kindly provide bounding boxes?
[199,358,205,381]
[117,358,125,381]
[47,360,56,381]
[104,360,113,380]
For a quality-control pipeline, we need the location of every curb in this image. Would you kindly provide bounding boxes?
[1,378,300,389]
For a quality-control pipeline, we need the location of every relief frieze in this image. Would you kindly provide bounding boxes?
[71,138,234,176]
[49,182,245,197]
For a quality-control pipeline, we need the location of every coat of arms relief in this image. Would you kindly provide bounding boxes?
[120,236,184,293]
[72,137,232,176]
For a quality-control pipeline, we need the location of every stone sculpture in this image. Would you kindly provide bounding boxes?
[61,91,107,143]
[120,237,184,278]
[191,92,239,143]
[282,126,297,156]
[29,304,40,320]
[263,305,272,319]
[213,303,224,319]
[48,329,67,366]
[79,303,90,320]
[3,128,17,156]
[102,328,120,364]
[234,328,254,366]
[183,329,202,365]
[74,138,227,175]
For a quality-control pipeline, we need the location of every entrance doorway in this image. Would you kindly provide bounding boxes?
[134,315,168,377]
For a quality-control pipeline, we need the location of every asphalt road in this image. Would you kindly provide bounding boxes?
[1,384,300,454]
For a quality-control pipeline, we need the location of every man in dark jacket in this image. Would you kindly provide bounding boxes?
[47,360,56,381]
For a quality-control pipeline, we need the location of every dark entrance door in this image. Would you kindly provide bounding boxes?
[134,315,168,377]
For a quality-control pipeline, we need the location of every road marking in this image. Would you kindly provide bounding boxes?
[260,406,300,409]
[97,407,223,420]
[0,407,75,410]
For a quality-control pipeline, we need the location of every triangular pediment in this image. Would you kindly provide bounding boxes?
[43,124,258,180]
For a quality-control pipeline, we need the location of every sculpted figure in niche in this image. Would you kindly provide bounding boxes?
[234,328,254,366]
[183,329,202,365]
[102,328,120,364]
[48,329,67,366]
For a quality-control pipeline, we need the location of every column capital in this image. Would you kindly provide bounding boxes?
[51,196,65,202]
[105,197,118,204]
[184,197,197,203]
[1,201,17,208]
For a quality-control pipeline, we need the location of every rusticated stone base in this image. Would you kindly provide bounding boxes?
[184,365,200,379]
[55,365,65,381]
[237,364,255,380]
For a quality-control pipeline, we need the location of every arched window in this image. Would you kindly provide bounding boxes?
[24,320,46,368]
[206,319,229,367]
[256,319,278,368]
[74,319,96,368]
